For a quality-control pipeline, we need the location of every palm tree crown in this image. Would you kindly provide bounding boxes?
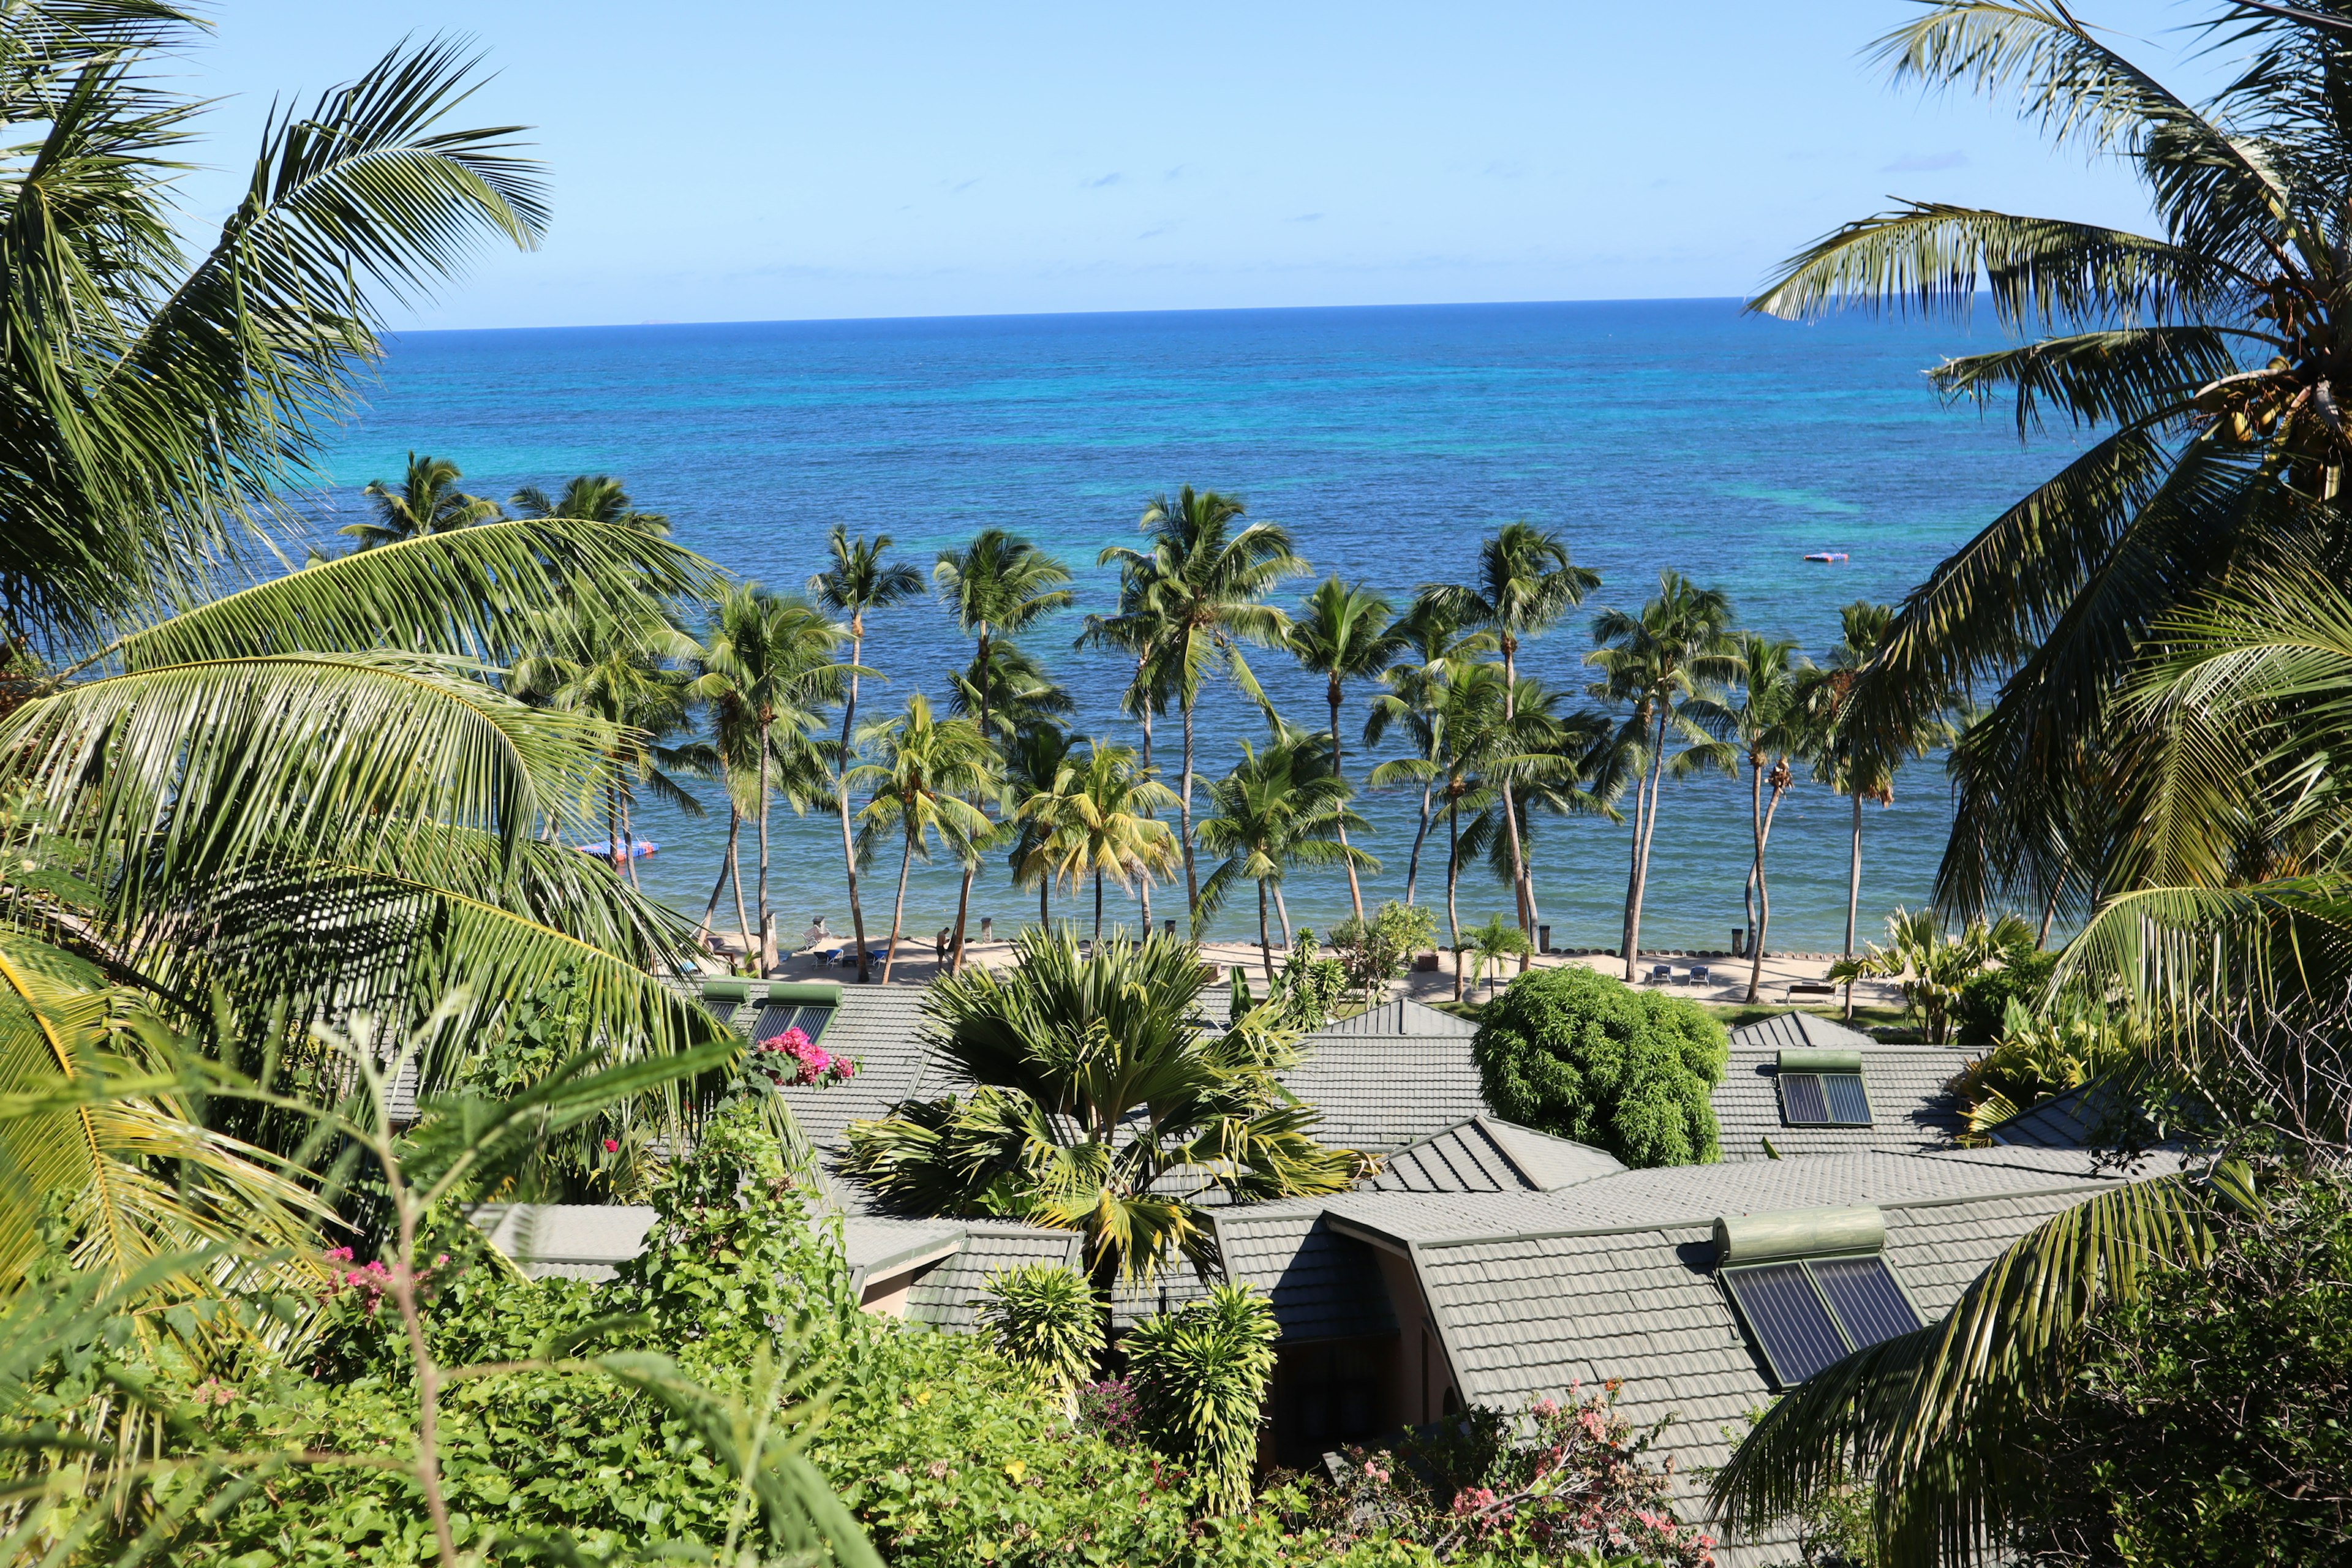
[1014,742,1180,939]
[1287,578,1404,923]
[1195,732,1377,983]
[511,475,669,535]
[344,454,505,551]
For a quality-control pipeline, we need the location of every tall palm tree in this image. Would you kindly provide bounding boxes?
[933,531,1074,968]
[1099,487,1309,923]
[1419,523,1600,961]
[0,13,733,1284]
[510,474,670,535]
[1001,720,1083,929]
[1014,742,1180,941]
[684,587,848,968]
[949,638,1077,741]
[1197,735,1377,984]
[342,454,503,551]
[1286,578,1404,923]
[1744,0,2352,925]
[807,527,925,984]
[1365,600,1496,907]
[1585,571,1741,983]
[508,602,704,892]
[1078,560,1175,933]
[1728,633,1814,1004]
[846,695,997,984]
[1371,662,1514,1000]
[845,929,1364,1291]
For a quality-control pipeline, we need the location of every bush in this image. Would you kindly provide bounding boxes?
[1267,1381,1713,1567]
[1472,966,1727,1166]
[1954,947,2059,1044]
[1128,1283,1281,1517]
[975,1262,1103,1402]
[2002,1171,2352,1566]
[1277,932,1349,1031]
[1330,902,1440,1000]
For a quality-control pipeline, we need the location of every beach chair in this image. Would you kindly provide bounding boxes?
[1647,964,1674,986]
[1687,965,1711,987]
[1785,980,1838,1000]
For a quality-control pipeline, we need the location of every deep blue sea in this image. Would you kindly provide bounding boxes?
[306,299,2083,954]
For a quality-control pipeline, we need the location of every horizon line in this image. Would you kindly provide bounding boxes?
[388,293,1787,337]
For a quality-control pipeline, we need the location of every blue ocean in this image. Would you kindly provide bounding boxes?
[309,299,2079,954]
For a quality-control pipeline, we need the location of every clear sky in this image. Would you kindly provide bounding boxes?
[179,1,2218,328]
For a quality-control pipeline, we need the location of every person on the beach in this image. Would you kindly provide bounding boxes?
[800,916,830,952]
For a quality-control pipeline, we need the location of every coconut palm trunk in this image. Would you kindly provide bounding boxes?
[950,628,990,973]
[1273,884,1292,948]
[1138,686,1155,933]
[1327,682,1365,923]
[699,802,742,941]
[884,827,916,985]
[730,824,753,972]
[1180,688,1200,918]
[1498,639,1534,970]
[1256,878,1275,985]
[620,793,641,889]
[838,623,874,983]
[1620,712,1666,982]
[755,720,774,971]
[1093,867,1105,941]
[1845,791,1864,1020]
[1405,779,1434,906]
[1446,796,1465,1002]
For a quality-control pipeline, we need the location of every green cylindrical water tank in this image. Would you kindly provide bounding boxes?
[699,979,756,1005]
[1713,1205,1886,1263]
[764,981,843,1008]
[1777,1048,1864,1074]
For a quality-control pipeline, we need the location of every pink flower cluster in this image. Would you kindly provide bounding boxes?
[754,1025,856,1087]
[321,1247,450,1315]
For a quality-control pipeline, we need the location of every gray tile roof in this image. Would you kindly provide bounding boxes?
[1278,1035,1487,1153]
[1368,1117,1626,1194]
[841,1218,965,1290]
[467,1203,658,1282]
[1314,998,1480,1038]
[1986,1079,2167,1151]
[1713,1033,1971,1161]
[1213,1207,1397,1342]
[902,1221,1084,1333]
[769,985,939,1154]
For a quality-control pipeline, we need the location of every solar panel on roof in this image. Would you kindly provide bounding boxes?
[1779,1071,1871,1126]
[1723,1262,1850,1385]
[748,1003,834,1043]
[1809,1254,1921,1348]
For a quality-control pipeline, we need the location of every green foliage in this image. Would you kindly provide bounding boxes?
[1460,914,1532,1000]
[1472,965,1727,1167]
[1953,948,2060,1044]
[1268,1384,1709,1567]
[1829,910,2035,1046]
[1947,995,2142,1144]
[1999,1172,2352,1566]
[975,1263,1104,1401]
[1127,1284,1281,1517]
[1229,965,1257,1026]
[1329,902,1439,999]
[1275,932,1349,1031]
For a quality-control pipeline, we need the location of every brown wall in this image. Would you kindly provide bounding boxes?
[1369,1242,1456,1427]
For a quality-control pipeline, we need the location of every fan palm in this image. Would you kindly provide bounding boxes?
[510,474,669,536]
[934,531,1074,968]
[1287,578,1404,923]
[1098,487,1310,921]
[684,587,849,968]
[846,695,996,984]
[343,454,503,551]
[807,527,925,984]
[0,15,733,1204]
[1419,523,1600,960]
[1196,735,1378,984]
[1585,571,1741,982]
[1729,633,1814,1003]
[1014,742,1180,940]
[842,928,1363,1289]
[1745,0,2352,924]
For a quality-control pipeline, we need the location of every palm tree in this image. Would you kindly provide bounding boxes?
[1014,742,1180,940]
[0,15,732,1286]
[1743,0,2352,925]
[1585,571,1741,984]
[1419,523,1600,960]
[1001,720,1083,929]
[1195,735,1377,984]
[933,531,1074,968]
[684,587,848,968]
[1372,662,1510,1001]
[950,638,1077,741]
[1287,578,1405,924]
[1099,487,1309,923]
[1078,560,1177,934]
[1829,909,2034,1046]
[510,474,669,535]
[508,601,705,892]
[807,527,925,984]
[843,929,1363,1291]
[846,694,997,984]
[1461,914,1531,1001]
[1365,600,1496,907]
[342,454,504,551]
[1728,633,1814,1004]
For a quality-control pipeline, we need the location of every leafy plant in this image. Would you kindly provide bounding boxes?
[1127,1283,1280,1517]
[1473,964,1727,1167]
[974,1262,1104,1406]
[1275,930,1349,1031]
[1829,910,2035,1045]
[1947,996,2143,1144]
[1461,914,1532,1001]
[1954,948,2061,1045]
[1329,901,1440,1003]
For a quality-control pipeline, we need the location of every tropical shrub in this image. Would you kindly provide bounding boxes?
[976,1262,1104,1402]
[1829,911,2034,1045]
[1268,1382,1714,1567]
[1953,947,2060,1044]
[1472,966,1727,1166]
[1127,1283,1281,1517]
[1945,996,2142,1142]
[1330,901,1440,1001]
[1276,931,1349,1031]
[1997,1172,2352,1566]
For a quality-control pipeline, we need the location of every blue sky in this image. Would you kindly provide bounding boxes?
[183,1,2215,328]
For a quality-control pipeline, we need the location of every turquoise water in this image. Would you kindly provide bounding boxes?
[309,300,2081,952]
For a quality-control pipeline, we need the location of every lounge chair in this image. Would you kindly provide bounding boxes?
[1786,979,1838,999]
[1688,965,1711,986]
[1648,964,1674,985]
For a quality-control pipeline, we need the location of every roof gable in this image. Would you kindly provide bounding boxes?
[1369,1117,1625,1193]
